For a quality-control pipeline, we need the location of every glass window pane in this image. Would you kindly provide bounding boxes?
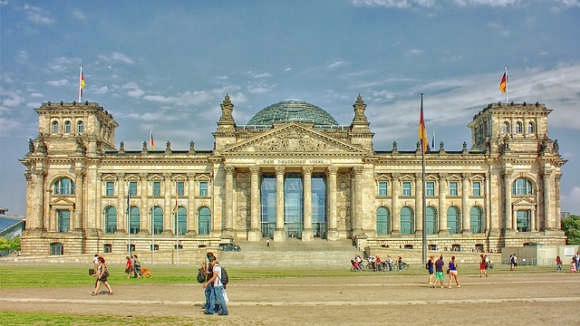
[400,206,413,234]
[199,182,208,197]
[449,182,458,196]
[378,181,387,196]
[105,206,117,233]
[377,207,389,235]
[57,210,70,232]
[425,207,436,234]
[402,182,412,196]
[284,174,303,238]
[470,206,482,233]
[77,121,84,134]
[129,206,140,234]
[64,121,71,133]
[176,181,184,196]
[260,175,276,238]
[426,182,435,197]
[517,210,530,232]
[153,206,163,234]
[472,182,481,196]
[447,207,459,234]
[106,182,115,196]
[198,207,210,235]
[152,181,161,196]
[175,207,187,235]
[128,182,137,196]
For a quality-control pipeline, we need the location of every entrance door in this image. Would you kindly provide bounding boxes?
[311,175,327,238]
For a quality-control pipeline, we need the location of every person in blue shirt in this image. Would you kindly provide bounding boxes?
[448,256,461,288]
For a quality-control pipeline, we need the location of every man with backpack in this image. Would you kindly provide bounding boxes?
[203,256,229,316]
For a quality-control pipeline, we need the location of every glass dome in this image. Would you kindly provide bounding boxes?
[247,100,338,126]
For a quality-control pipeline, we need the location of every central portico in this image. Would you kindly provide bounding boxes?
[215,97,373,242]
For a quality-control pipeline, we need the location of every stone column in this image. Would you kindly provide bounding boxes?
[438,173,448,234]
[543,169,552,231]
[26,169,45,231]
[462,173,471,234]
[274,166,285,241]
[503,170,512,231]
[224,166,234,234]
[391,173,400,234]
[73,167,84,231]
[163,173,172,233]
[117,173,127,233]
[187,173,196,233]
[302,166,312,241]
[248,166,262,241]
[352,167,364,235]
[414,173,422,235]
[140,173,148,233]
[327,166,339,240]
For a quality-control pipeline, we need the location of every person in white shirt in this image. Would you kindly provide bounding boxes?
[203,258,228,315]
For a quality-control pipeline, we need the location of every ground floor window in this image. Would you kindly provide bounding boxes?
[103,244,112,253]
[57,209,70,232]
[425,206,437,234]
[50,242,63,255]
[447,207,460,234]
[198,207,210,235]
[400,206,414,234]
[376,207,389,235]
[470,206,483,233]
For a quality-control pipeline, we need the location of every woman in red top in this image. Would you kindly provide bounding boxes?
[479,254,488,278]
[125,256,133,279]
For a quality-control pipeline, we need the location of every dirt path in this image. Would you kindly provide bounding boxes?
[1,272,579,325]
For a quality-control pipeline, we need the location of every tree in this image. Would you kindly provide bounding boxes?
[561,215,580,245]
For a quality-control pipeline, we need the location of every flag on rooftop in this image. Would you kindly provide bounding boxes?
[499,72,507,94]
[418,94,429,154]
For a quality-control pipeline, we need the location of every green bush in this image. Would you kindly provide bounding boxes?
[561,215,580,244]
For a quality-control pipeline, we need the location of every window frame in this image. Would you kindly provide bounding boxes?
[378,181,388,197]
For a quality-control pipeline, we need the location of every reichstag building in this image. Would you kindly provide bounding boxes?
[21,95,566,255]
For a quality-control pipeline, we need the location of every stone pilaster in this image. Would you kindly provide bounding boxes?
[438,173,448,235]
[163,173,172,233]
[462,173,471,234]
[391,173,400,235]
[543,169,552,231]
[352,166,364,235]
[117,173,127,233]
[223,165,234,235]
[415,173,422,235]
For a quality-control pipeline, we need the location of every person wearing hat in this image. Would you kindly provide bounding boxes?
[201,252,216,311]
[203,256,228,315]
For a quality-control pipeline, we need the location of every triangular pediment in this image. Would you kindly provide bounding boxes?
[50,197,76,206]
[224,123,365,154]
[513,197,536,206]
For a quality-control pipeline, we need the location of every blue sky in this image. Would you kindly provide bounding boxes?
[1,0,579,216]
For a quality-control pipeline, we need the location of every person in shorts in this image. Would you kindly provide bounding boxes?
[435,255,445,288]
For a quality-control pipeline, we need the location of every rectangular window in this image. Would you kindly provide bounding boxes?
[57,210,70,233]
[128,181,137,196]
[426,182,435,197]
[105,181,115,196]
[378,181,388,196]
[152,181,161,196]
[199,181,208,197]
[472,181,481,196]
[402,181,412,196]
[176,181,185,197]
[103,244,112,253]
[449,182,458,196]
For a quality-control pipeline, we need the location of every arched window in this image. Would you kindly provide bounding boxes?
[129,206,140,234]
[470,206,483,233]
[64,120,71,133]
[175,206,187,235]
[502,121,510,134]
[527,122,535,134]
[425,206,437,234]
[105,206,117,233]
[77,120,84,134]
[53,177,75,195]
[515,121,523,134]
[152,206,163,234]
[400,206,414,234]
[198,207,211,235]
[512,178,533,195]
[52,120,59,133]
[447,206,460,234]
[376,207,389,235]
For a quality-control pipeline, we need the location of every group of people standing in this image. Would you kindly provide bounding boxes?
[125,254,142,279]
[426,255,461,289]
[200,252,229,316]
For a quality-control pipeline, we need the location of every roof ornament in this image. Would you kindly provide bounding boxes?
[218,94,235,124]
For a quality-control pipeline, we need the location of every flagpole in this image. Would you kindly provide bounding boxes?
[175,182,179,266]
[78,65,83,103]
[127,183,131,258]
[505,66,509,104]
[420,93,427,266]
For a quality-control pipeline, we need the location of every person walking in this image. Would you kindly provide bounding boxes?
[435,255,445,288]
[448,256,461,288]
[556,256,562,271]
[201,252,216,311]
[203,256,228,316]
[426,256,435,288]
[91,256,113,295]
[125,256,133,279]
[480,254,488,278]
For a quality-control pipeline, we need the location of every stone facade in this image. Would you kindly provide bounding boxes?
[20,97,566,256]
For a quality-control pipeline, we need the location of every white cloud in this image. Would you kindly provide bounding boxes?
[23,4,55,25]
[46,79,68,87]
[93,86,109,95]
[408,49,423,55]
[453,0,520,7]
[284,67,292,72]
[98,52,135,65]
[328,60,347,70]
[247,71,272,79]
[123,82,144,98]
[561,186,580,214]
[352,0,436,8]
[0,89,24,107]
[48,57,78,73]
[15,50,29,63]
[72,9,86,20]
[487,22,510,37]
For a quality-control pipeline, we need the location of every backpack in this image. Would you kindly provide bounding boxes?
[219,266,229,288]
[196,268,206,283]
